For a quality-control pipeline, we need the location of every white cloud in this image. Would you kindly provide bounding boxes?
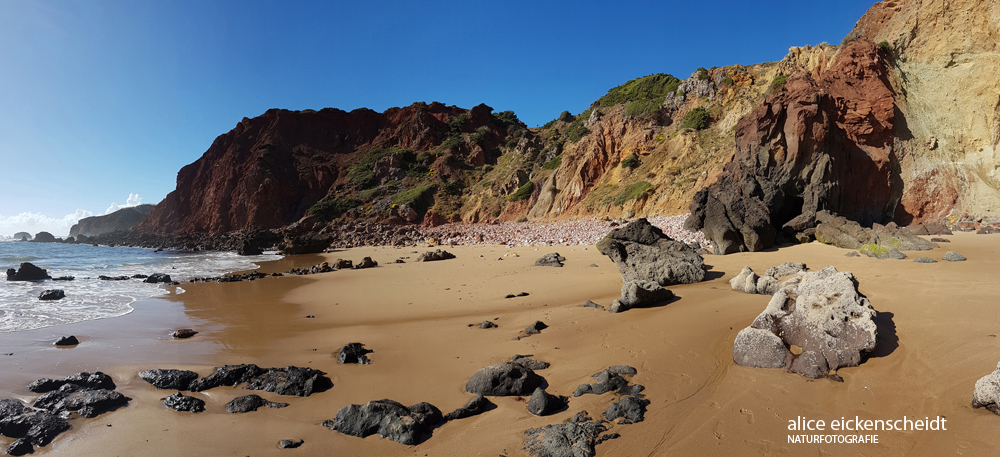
[105,193,143,215]
[0,209,94,238]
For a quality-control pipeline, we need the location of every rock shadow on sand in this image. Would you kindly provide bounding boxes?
[863,311,898,361]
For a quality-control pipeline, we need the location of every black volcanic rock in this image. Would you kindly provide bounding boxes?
[338,343,373,364]
[32,232,56,243]
[465,362,542,396]
[6,263,51,281]
[443,395,493,421]
[38,290,65,301]
[32,384,130,418]
[28,372,114,393]
[139,369,200,390]
[163,392,205,413]
[143,273,172,283]
[53,336,79,346]
[324,399,442,445]
[225,394,288,413]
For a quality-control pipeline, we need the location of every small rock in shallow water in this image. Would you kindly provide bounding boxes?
[53,335,79,346]
[38,290,65,301]
[171,329,198,339]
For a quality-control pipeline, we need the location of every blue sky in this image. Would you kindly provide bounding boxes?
[0,0,875,236]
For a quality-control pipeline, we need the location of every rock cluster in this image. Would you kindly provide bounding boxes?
[323,399,443,445]
[523,411,608,457]
[733,266,878,378]
[730,262,807,295]
[5,263,51,281]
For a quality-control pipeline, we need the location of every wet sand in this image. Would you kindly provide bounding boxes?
[3,234,1000,456]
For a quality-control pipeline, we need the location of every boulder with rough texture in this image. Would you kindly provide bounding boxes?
[597,218,706,286]
[28,372,115,393]
[171,328,198,339]
[416,249,455,262]
[443,395,493,421]
[525,321,548,335]
[733,266,878,378]
[523,411,606,457]
[944,251,967,262]
[603,395,650,424]
[479,321,497,329]
[511,355,550,371]
[730,267,761,294]
[534,253,565,267]
[0,410,70,453]
[6,263,51,281]
[354,257,378,269]
[611,281,674,313]
[765,262,807,278]
[324,399,442,445]
[143,273,172,283]
[338,343,373,364]
[914,257,937,264]
[163,392,205,413]
[573,367,641,397]
[38,290,65,301]
[973,360,1000,415]
[245,366,331,397]
[225,394,288,413]
[33,384,130,418]
[859,243,906,260]
[465,362,543,396]
[279,439,304,449]
[188,364,267,391]
[139,369,200,390]
[814,211,937,252]
[527,387,567,416]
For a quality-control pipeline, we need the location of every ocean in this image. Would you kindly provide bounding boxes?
[0,241,281,333]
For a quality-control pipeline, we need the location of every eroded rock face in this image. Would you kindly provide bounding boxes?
[685,40,898,254]
[973,360,1000,415]
[186,364,330,396]
[139,369,200,390]
[163,392,205,413]
[523,411,607,457]
[465,362,543,396]
[338,343,373,364]
[733,266,878,378]
[814,211,936,252]
[33,384,130,418]
[324,399,442,445]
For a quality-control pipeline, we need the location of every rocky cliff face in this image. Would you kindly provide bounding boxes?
[70,204,156,237]
[847,0,1000,225]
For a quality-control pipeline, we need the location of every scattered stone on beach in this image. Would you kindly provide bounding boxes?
[582,300,605,310]
[38,290,65,301]
[860,243,906,259]
[225,394,288,413]
[930,237,950,243]
[505,294,516,299]
[610,280,674,313]
[53,335,79,347]
[415,249,456,262]
[354,257,378,269]
[977,226,1000,235]
[33,384,131,418]
[188,364,266,391]
[573,366,641,397]
[443,395,493,421]
[973,359,1000,415]
[914,257,937,263]
[0,408,70,456]
[527,387,567,416]
[597,218,707,288]
[465,362,543,396]
[163,392,205,413]
[845,251,860,257]
[143,273,172,284]
[5,263,51,281]
[603,395,650,424]
[392,258,405,263]
[523,411,606,457]
[517,292,529,297]
[511,355,550,371]
[332,259,353,269]
[278,439,304,449]
[324,399,442,445]
[479,321,497,329]
[138,369,200,390]
[338,343,373,364]
[28,372,115,393]
[171,328,198,339]
[245,366,332,397]
[524,321,548,335]
[534,253,565,267]
[732,266,878,378]
[944,251,967,262]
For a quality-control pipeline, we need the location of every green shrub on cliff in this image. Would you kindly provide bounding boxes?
[600,73,681,108]
[541,156,562,170]
[508,182,534,202]
[620,154,640,169]
[613,181,653,206]
[309,197,361,221]
[680,107,711,131]
[393,183,436,213]
[565,109,591,143]
[771,74,789,91]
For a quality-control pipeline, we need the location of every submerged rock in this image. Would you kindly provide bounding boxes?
[138,369,200,390]
[38,290,65,301]
[324,399,442,445]
[6,263,51,281]
[465,362,543,396]
[225,394,288,413]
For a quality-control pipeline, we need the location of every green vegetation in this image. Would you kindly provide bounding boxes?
[508,181,534,202]
[348,147,426,189]
[697,67,709,80]
[516,216,528,223]
[541,156,562,170]
[860,243,891,257]
[600,73,681,108]
[771,74,789,91]
[620,154,640,169]
[680,107,711,131]
[565,109,592,143]
[722,76,734,86]
[309,197,362,221]
[492,110,526,129]
[878,40,890,51]
[613,181,653,206]
[392,183,436,213]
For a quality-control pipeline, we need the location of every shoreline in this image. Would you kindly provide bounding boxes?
[3,234,1000,455]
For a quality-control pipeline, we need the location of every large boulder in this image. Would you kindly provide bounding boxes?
[32,232,57,243]
[523,411,607,457]
[32,384,130,418]
[973,359,1000,415]
[610,281,674,313]
[597,218,706,286]
[534,253,565,267]
[465,362,543,396]
[733,266,878,378]
[814,211,936,252]
[6,263,51,281]
[324,399,442,445]
[163,392,205,413]
[187,364,330,397]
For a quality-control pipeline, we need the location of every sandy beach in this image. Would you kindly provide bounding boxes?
[3,232,1000,456]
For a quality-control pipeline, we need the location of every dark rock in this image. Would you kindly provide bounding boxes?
[525,321,547,335]
[354,257,378,269]
[479,321,497,329]
[280,233,331,255]
[138,369,199,390]
[5,263,51,281]
[53,336,79,346]
[143,273,172,284]
[608,365,637,376]
[534,253,565,267]
[325,399,441,445]
[278,439,304,449]
[597,218,706,286]
[163,392,205,413]
[237,236,263,256]
[338,343,373,364]
[188,364,268,391]
[517,292,529,297]
[465,362,543,396]
[0,399,25,419]
[171,329,198,339]
[511,355,550,371]
[505,294,516,299]
[914,257,937,263]
[930,237,950,243]
[33,384,130,418]
[32,232,56,243]
[596,433,621,444]
[416,249,456,262]
[98,275,130,281]
[582,300,604,310]
[977,226,1000,235]
[38,290,65,301]
[523,411,606,457]
[0,410,70,448]
[225,394,288,413]
[845,251,860,257]
[603,395,650,423]
[443,395,493,421]
[332,259,353,269]
[245,366,332,397]
[28,372,114,393]
[611,281,674,313]
[6,437,33,456]
[392,258,405,264]
[527,387,567,416]
[573,368,635,397]
[732,266,877,378]
[943,251,967,262]
[51,276,74,281]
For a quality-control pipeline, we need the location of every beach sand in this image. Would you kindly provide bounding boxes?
[3,233,1000,456]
